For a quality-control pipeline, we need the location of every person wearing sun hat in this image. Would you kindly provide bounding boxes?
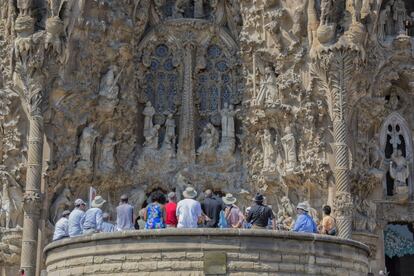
[292,202,318,233]
[222,193,244,228]
[81,195,106,234]
[176,187,202,228]
[246,193,276,229]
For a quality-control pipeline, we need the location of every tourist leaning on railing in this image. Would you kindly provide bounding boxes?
[53,210,70,241]
[81,195,106,234]
[68,198,86,237]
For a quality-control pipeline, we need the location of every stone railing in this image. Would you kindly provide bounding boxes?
[44,229,370,276]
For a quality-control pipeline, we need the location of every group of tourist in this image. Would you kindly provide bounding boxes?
[52,187,336,241]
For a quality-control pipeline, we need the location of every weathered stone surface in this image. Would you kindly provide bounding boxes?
[44,229,369,275]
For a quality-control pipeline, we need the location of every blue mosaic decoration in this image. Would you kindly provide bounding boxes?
[196,44,235,115]
[143,44,180,114]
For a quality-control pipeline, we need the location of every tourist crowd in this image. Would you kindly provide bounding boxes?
[52,187,336,241]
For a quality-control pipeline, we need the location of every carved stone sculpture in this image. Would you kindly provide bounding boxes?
[261,129,275,172]
[378,5,391,41]
[76,124,99,171]
[218,103,236,154]
[143,101,155,138]
[254,66,278,107]
[389,150,409,193]
[144,125,160,150]
[98,66,120,114]
[50,187,71,224]
[0,173,23,229]
[99,132,118,173]
[198,122,219,151]
[393,0,407,35]
[281,126,297,172]
[162,114,176,152]
[276,196,295,230]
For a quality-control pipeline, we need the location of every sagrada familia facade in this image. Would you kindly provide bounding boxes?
[0,0,414,275]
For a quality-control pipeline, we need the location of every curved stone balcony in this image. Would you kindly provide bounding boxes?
[44,229,370,276]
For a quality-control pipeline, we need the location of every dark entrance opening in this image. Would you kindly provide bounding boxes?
[385,222,414,276]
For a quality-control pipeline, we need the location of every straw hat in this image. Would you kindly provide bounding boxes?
[183,187,197,199]
[222,193,237,205]
[296,202,309,212]
[91,195,106,208]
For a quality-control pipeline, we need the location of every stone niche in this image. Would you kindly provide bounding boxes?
[44,229,370,276]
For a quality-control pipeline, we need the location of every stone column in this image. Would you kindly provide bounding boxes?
[177,44,196,164]
[20,113,44,276]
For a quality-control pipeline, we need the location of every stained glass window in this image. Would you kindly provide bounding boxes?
[143,44,180,114]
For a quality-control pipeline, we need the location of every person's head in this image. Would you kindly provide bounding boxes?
[245,207,251,216]
[323,205,331,215]
[91,195,106,209]
[222,193,237,206]
[204,189,213,198]
[253,193,264,205]
[167,192,177,203]
[296,202,309,215]
[62,210,70,219]
[183,187,198,199]
[120,194,128,203]
[151,191,165,204]
[102,212,110,222]
[74,198,86,210]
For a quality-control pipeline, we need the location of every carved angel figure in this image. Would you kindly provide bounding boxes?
[99,132,119,173]
[255,66,278,106]
[281,126,297,172]
[389,150,409,189]
[261,129,275,172]
[143,101,155,137]
[0,173,23,229]
[162,114,176,150]
[197,123,219,155]
[98,66,120,113]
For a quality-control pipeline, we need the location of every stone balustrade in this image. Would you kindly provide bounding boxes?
[44,229,370,276]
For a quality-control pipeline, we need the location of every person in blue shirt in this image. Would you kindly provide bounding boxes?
[292,202,318,233]
[82,195,106,234]
[68,198,86,237]
[53,210,70,241]
[101,212,115,233]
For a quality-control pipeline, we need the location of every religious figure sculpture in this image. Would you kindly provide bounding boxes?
[281,126,298,172]
[368,134,383,169]
[173,0,189,18]
[50,187,71,224]
[254,66,278,107]
[76,124,99,171]
[218,103,236,154]
[277,196,295,230]
[144,125,160,150]
[98,66,120,114]
[393,0,407,35]
[378,5,391,41]
[143,101,155,138]
[197,123,219,156]
[261,129,275,172]
[162,114,176,152]
[99,132,118,173]
[0,173,23,229]
[320,0,334,25]
[389,150,410,193]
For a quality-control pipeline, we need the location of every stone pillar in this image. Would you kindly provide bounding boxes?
[178,44,196,164]
[20,114,44,276]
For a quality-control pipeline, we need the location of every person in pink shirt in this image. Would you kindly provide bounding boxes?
[222,193,244,228]
[164,192,178,228]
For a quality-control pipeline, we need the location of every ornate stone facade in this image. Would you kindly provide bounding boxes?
[0,0,413,274]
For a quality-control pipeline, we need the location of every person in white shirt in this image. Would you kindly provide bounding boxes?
[116,194,134,231]
[69,198,86,237]
[53,210,70,241]
[82,195,106,234]
[176,187,202,228]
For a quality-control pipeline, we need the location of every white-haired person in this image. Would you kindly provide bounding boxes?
[53,210,70,241]
[81,195,106,234]
[292,202,318,233]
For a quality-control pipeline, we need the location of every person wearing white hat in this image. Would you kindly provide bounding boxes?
[68,198,86,237]
[176,187,202,228]
[53,210,70,241]
[222,193,244,228]
[292,202,318,233]
[82,195,106,234]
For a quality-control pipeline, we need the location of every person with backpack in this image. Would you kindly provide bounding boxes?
[219,193,244,228]
[246,193,276,229]
[320,205,336,235]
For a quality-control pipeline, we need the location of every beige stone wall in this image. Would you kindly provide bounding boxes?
[44,229,370,276]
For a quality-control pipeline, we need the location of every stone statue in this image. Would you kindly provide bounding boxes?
[368,134,383,169]
[378,5,391,41]
[281,126,297,172]
[143,101,155,138]
[162,114,176,151]
[50,187,71,224]
[320,0,334,25]
[194,0,205,18]
[218,103,236,153]
[197,123,219,156]
[0,173,23,229]
[99,132,119,173]
[393,0,407,35]
[389,149,409,191]
[261,129,275,172]
[144,125,160,150]
[98,66,120,113]
[77,124,99,171]
[277,196,295,230]
[255,66,278,106]
[173,0,190,18]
